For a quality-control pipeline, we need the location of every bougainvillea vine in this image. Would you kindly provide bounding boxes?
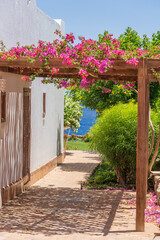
[0,30,160,92]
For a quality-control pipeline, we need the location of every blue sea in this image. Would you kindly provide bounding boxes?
[66,107,97,136]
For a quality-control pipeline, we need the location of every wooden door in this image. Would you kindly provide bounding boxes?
[23,88,31,183]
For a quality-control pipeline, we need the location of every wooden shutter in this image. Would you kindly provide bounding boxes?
[43,93,46,118]
[1,91,6,122]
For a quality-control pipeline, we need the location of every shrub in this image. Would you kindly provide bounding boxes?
[88,158,117,185]
[69,134,77,141]
[83,133,90,142]
[89,103,159,186]
[64,94,83,132]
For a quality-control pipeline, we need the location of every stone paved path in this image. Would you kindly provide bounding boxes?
[0,150,159,240]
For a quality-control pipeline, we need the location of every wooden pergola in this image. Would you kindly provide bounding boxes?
[0,56,160,231]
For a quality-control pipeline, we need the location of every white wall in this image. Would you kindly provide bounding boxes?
[0,0,65,47]
[0,0,65,172]
[30,80,64,171]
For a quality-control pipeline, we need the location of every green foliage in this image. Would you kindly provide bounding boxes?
[149,110,160,172]
[87,159,116,185]
[65,133,90,142]
[68,27,160,112]
[84,133,90,142]
[150,83,160,108]
[89,103,159,185]
[152,31,160,46]
[152,90,160,115]
[64,94,83,132]
[68,81,135,113]
[66,139,90,151]
[142,34,152,50]
[118,27,142,50]
[98,30,112,45]
[119,28,160,50]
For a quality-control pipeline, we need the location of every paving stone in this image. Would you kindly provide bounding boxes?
[0,150,159,240]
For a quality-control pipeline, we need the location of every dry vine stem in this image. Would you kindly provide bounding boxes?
[148,106,155,159]
[148,123,160,174]
[124,83,160,175]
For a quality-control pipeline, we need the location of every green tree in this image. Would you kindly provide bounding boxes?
[69,80,135,113]
[64,94,83,132]
[152,31,160,46]
[142,34,152,50]
[118,27,142,50]
[68,27,160,112]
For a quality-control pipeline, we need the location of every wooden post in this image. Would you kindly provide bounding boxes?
[23,88,31,183]
[136,58,149,231]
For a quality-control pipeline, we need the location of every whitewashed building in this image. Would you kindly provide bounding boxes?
[0,0,65,206]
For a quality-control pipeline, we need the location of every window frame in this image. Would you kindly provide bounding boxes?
[43,92,46,118]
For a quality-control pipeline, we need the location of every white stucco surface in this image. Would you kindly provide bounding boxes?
[0,0,64,173]
[30,80,64,171]
[0,0,65,47]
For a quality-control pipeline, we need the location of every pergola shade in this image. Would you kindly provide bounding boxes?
[0,57,160,232]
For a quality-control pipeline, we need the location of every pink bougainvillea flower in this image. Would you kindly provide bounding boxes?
[1,55,7,60]
[126,57,139,66]
[1,29,160,91]
[78,68,88,80]
[51,67,59,75]
[102,87,111,93]
[66,33,75,44]
[21,76,29,81]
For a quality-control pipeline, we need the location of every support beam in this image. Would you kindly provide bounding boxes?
[136,58,149,231]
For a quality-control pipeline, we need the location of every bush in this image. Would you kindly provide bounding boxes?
[89,103,159,186]
[88,159,116,185]
[83,133,90,142]
[64,94,83,132]
[69,134,77,141]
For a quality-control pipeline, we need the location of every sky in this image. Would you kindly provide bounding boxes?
[36,0,160,42]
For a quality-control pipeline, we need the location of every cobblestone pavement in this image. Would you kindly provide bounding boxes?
[0,150,159,240]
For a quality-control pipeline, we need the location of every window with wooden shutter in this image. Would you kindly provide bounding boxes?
[43,93,46,118]
[1,91,6,122]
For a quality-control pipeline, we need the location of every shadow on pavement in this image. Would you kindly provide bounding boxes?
[0,186,135,237]
[65,151,74,156]
[59,162,99,173]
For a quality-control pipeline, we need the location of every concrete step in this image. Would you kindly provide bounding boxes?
[154,233,160,239]
[151,171,160,176]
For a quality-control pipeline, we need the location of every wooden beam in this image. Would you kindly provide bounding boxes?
[110,58,138,70]
[147,59,160,69]
[136,58,149,232]
[103,68,138,76]
[0,57,74,69]
[0,57,159,82]
[98,75,137,82]
[0,66,138,81]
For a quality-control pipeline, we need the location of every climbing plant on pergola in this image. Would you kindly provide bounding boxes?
[0,31,160,231]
